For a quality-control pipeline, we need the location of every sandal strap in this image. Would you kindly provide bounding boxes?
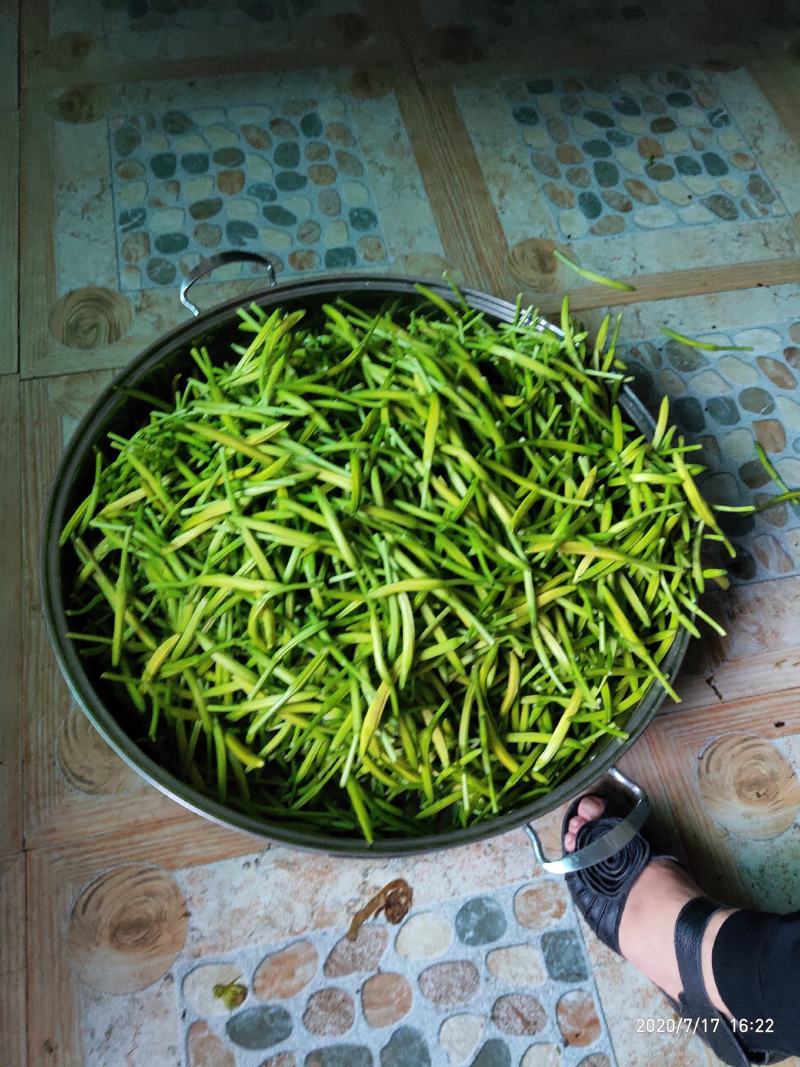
[674,898,719,1016]
[673,898,754,1066]
[564,812,656,954]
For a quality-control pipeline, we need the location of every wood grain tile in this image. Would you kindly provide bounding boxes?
[669,577,800,712]
[753,57,800,243]
[617,730,691,865]
[537,258,800,316]
[20,373,237,848]
[18,89,58,380]
[0,853,26,1067]
[644,689,800,906]
[395,78,516,295]
[0,375,21,855]
[675,645,800,713]
[0,111,18,375]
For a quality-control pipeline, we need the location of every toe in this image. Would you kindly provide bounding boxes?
[577,795,605,821]
[565,796,606,855]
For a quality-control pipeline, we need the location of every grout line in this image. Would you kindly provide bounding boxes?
[566,894,621,1067]
[24,850,34,1067]
[15,112,19,376]
[105,113,122,296]
[22,851,30,1067]
[15,376,23,855]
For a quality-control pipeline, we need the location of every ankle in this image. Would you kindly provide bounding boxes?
[617,862,738,1017]
[618,861,697,996]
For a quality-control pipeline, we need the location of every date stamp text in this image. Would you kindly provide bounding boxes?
[635,1017,774,1036]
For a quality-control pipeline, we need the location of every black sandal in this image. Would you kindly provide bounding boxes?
[525,770,785,1067]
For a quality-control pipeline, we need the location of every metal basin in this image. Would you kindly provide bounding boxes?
[42,267,690,856]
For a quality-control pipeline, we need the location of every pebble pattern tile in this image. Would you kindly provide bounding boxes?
[47,0,363,54]
[620,319,800,580]
[480,0,653,25]
[119,0,321,30]
[422,0,682,34]
[177,877,614,1066]
[488,0,667,23]
[500,68,784,239]
[108,98,389,291]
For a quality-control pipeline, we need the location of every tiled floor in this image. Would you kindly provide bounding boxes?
[5,1,800,1065]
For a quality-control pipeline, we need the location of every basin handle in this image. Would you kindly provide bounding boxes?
[524,767,650,874]
[179,251,277,317]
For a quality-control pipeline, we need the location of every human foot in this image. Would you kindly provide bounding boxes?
[565,795,735,1017]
